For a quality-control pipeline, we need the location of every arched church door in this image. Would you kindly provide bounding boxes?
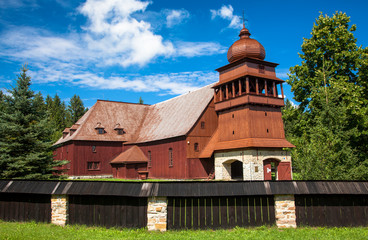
[263,159,279,180]
[231,160,243,180]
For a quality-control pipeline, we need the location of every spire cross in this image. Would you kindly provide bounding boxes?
[241,10,248,28]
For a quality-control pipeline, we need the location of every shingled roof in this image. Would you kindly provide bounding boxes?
[54,100,149,145]
[54,83,215,145]
[110,146,148,164]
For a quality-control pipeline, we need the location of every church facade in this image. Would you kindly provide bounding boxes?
[54,27,294,180]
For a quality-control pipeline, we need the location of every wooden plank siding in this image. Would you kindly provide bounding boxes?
[218,105,285,142]
[72,141,123,176]
[68,195,147,228]
[133,137,188,179]
[54,141,123,176]
[295,195,368,227]
[186,100,218,159]
[167,196,275,229]
[0,193,51,223]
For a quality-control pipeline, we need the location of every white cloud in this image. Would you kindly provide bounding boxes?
[79,0,175,67]
[29,61,217,95]
[176,41,226,57]
[276,69,290,80]
[210,5,242,29]
[0,0,226,93]
[164,9,190,28]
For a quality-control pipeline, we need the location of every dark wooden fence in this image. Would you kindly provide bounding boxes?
[296,195,368,227]
[168,196,274,229]
[2,180,368,229]
[0,193,50,223]
[68,195,147,228]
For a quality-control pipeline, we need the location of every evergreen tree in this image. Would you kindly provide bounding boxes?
[0,66,65,179]
[50,94,67,131]
[285,12,368,180]
[138,96,144,104]
[45,94,53,110]
[67,94,87,126]
[45,94,68,142]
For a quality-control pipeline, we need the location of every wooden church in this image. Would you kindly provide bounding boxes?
[54,26,295,180]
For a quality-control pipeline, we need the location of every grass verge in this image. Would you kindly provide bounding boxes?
[1,221,368,240]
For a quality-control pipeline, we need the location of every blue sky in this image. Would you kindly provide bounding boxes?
[0,0,367,108]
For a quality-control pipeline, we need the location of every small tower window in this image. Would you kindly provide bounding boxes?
[169,148,173,167]
[148,151,152,168]
[259,65,265,74]
[194,143,199,152]
[201,121,205,129]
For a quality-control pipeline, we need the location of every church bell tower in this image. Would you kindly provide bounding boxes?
[212,26,295,181]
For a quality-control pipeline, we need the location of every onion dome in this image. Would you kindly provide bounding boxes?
[227,27,266,63]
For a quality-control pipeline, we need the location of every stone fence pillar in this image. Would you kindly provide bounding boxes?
[51,195,68,226]
[274,195,297,228]
[147,197,167,231]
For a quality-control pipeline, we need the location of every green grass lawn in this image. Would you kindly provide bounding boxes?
[1,221,368,240]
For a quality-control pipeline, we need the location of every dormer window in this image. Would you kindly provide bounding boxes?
[70,129,76,136]
[62,128,70,138]
[114,123,125,135]
[69,124,79,136]
[117,129,124,135]
[94,122,105,134]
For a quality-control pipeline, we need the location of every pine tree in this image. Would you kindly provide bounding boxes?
[0,66,65,179]
[138,96,144,104]
[67,94,87,126]
[285,12,368,180]
[45,94,69,142]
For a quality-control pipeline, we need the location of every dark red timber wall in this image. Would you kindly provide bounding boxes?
[59,141,123,176]
[54,142,75,173]
[132,136,188,179]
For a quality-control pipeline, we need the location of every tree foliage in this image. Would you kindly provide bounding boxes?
[284,12,368,180]
[138,96,144,104]
[67,94,87,126]
[0,66,66,179]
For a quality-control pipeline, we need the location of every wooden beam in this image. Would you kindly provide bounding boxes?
[232,81,235,98]
[273,82,277,97]
[280,83,284,98]
[264,80,268,96]
[220,87,223,101]
[256,78,259,95]
[246,77,249,94]
[239,79,242,95]
[225,84,229,100]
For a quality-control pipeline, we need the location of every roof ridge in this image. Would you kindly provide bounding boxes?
[97,99,150,106]
[152,83,216,106]
[128,103,151,143]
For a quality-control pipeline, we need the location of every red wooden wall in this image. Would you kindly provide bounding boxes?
[187,158,213,179]
[130,137,189,179]
[54,141,123,176]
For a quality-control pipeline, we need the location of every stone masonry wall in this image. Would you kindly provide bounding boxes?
[274,195,297,228]
[147,197,167,231]
[215,149,291,180]
[51,195,68,226]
